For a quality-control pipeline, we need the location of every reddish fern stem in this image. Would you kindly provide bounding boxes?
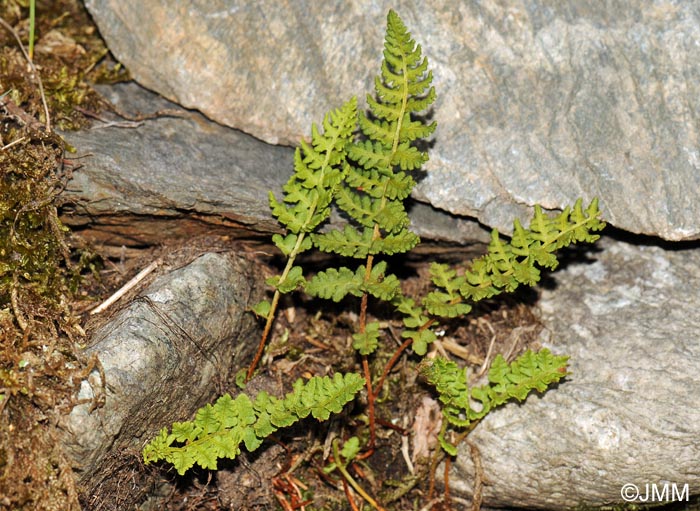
[374,317,437,397]
[246,289,281,382]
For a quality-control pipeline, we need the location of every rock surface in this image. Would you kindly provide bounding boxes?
[84,0,700,241]
[60,82,490,248]
[449,236,700,508]
[59,252,262,509]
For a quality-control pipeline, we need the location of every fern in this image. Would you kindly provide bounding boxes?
[143,373,364,475]
[146,11,607,506]
[421,349,569,455]
[406,198,605,355]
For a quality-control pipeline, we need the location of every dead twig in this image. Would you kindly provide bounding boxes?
[90,259,161,315]
[0,136,27,152]
[476,326,497,380]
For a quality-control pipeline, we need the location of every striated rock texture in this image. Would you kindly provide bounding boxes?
[59,253,263,510]
[84,0,700,241]
[449,236,700,508]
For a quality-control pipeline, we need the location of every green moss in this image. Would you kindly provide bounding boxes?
[0,1,114,508]
[0,134,68,310]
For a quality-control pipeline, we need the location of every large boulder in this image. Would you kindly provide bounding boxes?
[84,0,700,241]
[448,236,700,508]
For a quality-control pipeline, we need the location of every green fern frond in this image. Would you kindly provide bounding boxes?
[458,198,605,302]
[143,373,364,475]
[405,88,437,112]
[422,349,569,454]
[393,294,437,355]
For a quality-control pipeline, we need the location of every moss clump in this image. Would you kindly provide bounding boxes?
[0,133,69,313]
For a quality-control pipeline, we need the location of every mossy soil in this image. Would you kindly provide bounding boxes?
[0,2,549,510]
[0,1,123,509]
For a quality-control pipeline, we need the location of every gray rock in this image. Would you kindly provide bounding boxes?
[60,82,291,246]
[59,252,262,508]
[60,82,489,247]
[449,236,700,508]
[84,0,700,241]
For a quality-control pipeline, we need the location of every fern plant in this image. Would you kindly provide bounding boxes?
[303,8,436,450]
[144,10,606,508]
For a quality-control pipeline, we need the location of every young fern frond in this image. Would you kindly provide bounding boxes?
[402,198,606,356]
[143,373,364,475]
[247,97,357,381]
[421,349,569,455]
